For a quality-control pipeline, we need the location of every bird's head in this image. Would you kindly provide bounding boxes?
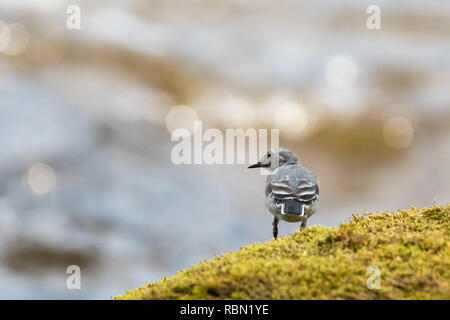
[248,148,299,171]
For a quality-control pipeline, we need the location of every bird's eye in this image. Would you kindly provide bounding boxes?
[267,153,271,158]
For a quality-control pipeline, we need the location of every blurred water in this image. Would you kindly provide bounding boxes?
[0,0,449,298]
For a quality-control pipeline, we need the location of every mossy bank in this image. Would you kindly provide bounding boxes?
[117,204,450,299]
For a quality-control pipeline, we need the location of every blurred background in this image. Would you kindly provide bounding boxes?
[0,0,449,299]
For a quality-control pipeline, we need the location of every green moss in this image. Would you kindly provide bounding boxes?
[116,204,450,300]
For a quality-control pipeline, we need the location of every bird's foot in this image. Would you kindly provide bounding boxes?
[300,219,307,230]
[272,216,279,239]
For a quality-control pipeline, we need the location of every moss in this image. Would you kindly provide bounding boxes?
[116,204,450,300]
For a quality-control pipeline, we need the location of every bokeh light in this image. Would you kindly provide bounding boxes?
[325,54,359,90]
[382,116,414,149]
[323,54,362,115]
[165,105,199,134]
[4,23,29,56]
[220,97,256,128]
[272,101,309,140]
[26,163,57,195]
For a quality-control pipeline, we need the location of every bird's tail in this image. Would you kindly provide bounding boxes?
[281,199,304,217]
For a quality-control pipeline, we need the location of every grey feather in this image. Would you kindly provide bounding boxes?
[266,164,319,203]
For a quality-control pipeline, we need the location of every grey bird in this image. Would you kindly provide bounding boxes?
[248,148,319,239]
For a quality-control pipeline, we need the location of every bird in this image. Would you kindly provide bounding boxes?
[248,148,319,239]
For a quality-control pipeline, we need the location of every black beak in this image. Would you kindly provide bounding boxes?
[248,162,262,168]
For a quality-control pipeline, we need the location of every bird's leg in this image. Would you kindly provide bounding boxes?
[300,219,307,230]
[272,216,279,239]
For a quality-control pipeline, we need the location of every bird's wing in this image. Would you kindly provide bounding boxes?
[266,166,319,202]
[265,175,273,198]
[293,179,319,202]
